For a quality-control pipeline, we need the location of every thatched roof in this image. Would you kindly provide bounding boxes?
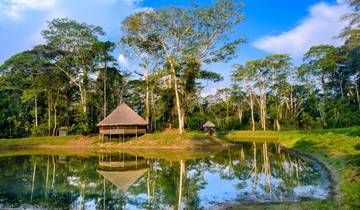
[97,103,147,126]
[203,121,215,128]
[97,168,148,191]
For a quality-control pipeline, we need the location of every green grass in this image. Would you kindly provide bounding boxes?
[226,127,360,209]
[0,135,80,147]
[225,130,279,142]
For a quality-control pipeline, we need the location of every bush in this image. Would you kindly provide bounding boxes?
[31,123,49,136]
[69,123,90,135]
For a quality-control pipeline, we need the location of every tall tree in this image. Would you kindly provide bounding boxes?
[42,18,105,131]
[94,41,116,118]
[122,0,244,134]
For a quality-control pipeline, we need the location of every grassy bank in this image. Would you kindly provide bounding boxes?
[99,129,228,150]
[226,126,360,209]
[0,130,227,150]
[0,135,81,147]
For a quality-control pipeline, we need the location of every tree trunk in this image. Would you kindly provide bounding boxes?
[252,142,257,191]
[173,74,184,134]
[322,74,327,99]
[178,160,185,210]
[355,81,360,110]
[258,86,266,131]
[34,94,38,127]
[147,170,151,207]
[80,87,87,113]
[151,88,156,131]
[225,105,230,129]
[180,107,185,132]
[339,79,344,98]
[45,156,49,198]
[31,160,37,202]
[48,97,51,136]
[249,92,255,132]
[103,68,107,118]
[237,107,243,130]
[83,91,87,113]
[146,83,150,129]
[52,105,57,136]
[275,118,281,131]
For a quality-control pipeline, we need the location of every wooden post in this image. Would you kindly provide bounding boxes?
[110,129,112,143]
[136,125,138,139]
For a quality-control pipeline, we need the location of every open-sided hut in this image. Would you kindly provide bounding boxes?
[203,121,216,136]
[97,103,147,141]
[203,121,215,129]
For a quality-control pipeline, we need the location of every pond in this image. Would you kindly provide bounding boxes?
[0,142,331,209]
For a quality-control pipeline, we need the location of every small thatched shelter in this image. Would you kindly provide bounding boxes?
[203,121,216,136]
[57,127,68,136]
[97,103,147,141]
[203,121,215,129]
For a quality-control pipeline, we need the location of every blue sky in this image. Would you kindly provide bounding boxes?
[0,0,349,95]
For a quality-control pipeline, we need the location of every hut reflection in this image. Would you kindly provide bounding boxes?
[97,152,149,209]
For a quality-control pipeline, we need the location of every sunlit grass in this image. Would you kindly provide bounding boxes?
[101,129,228,149]
[0,135,81,147]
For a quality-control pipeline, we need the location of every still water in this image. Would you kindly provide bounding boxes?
[0,142,331,209]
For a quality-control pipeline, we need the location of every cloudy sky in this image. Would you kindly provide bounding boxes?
[0,0,350,95]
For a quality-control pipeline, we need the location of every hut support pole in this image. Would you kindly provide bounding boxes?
[136,126,138,139]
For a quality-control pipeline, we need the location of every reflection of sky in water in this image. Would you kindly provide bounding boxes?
[199,167,329,208]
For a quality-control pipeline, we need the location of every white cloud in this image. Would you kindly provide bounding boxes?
[118,54,128,66]
[253,2,349,59]
[135,6,153,13]
[0,0,56,19]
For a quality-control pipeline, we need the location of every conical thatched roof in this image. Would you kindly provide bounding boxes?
[203,121,215,128]
[97,103,147,126]
[97,168,148,191]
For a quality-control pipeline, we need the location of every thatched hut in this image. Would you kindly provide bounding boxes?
[57,127,68,136]
[97,103,147,141]
[203,121,216,136]
[203,121,215,129]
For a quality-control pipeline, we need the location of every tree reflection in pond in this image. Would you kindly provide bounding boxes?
[0,142,331,209]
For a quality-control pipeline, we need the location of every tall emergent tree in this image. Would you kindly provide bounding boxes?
[122,0,245,134]
[121,15,163,129]
[41,18,105,131]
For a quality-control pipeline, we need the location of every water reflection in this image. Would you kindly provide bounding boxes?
[0,142,330,209]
